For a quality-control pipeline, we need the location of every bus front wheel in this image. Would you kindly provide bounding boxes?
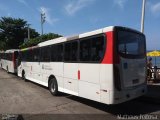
[49,78,58,96]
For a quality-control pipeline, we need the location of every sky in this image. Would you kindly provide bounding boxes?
[0,0,160,50]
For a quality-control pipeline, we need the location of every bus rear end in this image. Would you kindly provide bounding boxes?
[111,27,147,104]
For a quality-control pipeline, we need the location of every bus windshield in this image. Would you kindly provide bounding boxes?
[118,30,146,58]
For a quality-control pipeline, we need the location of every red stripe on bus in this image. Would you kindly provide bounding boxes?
[102,31,120,64]
[102,32,114,64]
[78,70,80,80]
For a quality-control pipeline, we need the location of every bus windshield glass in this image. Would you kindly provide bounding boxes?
[118,30,145,58]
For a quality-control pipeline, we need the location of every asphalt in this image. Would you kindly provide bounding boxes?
[0,68,160,120]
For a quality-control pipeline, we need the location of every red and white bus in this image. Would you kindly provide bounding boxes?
[0,51,4,68]
[1,49,19,73]
[17,26,147,104]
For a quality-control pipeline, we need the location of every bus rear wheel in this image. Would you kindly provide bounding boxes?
[49,78,58,96]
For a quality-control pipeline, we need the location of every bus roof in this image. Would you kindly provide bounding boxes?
[38,26,115,47]
[21,46,38,51]
[30,26,143,48]
[38,37,66,47]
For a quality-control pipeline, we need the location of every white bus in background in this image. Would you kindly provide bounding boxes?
[0,51,4,68]
[1,49,19,73]
[17,26,147,104]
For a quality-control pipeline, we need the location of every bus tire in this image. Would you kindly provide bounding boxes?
[49,78,58,96]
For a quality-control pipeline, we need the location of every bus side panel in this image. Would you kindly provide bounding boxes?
[78,64,100,102]
[51,62,64,89]
[18,64,22,77]
[99,64,113,104]
[8,60,14,73]
[79,64,100,84]
[40,62,64,89]
[79,81,100,102]
[3,60,7,71]
[23,62,32,78]
[31,62,41,81]
[63,63,78,95]
[42,63,50,81]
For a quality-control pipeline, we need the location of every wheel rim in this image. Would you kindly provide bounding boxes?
[51,82,56,93]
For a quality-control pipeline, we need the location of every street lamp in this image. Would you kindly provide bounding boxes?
[141,0,146,33]
[41,12,46,35]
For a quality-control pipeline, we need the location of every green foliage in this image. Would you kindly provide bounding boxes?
[19,33,62,48]
[0,41,6,50]
[0,17,39,50]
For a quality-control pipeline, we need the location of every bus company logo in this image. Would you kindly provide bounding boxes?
[117,114,158,120]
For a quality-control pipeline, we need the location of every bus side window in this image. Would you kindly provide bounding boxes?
[57,44,63,61]
[91,36,104,61]
[64,42,72,62]
[72,42,78,61]
[33,48,40,62]
[80,35,105,62]
[64,41,78,62]
[51,45,56,62]
[80,39,90,61]
[41,46,51,62]
[51,44,63,62]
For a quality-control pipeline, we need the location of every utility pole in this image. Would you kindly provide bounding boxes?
[41,12,45,35]
[141,0,146,33]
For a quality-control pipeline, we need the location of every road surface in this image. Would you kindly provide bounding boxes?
[0,68,160,120]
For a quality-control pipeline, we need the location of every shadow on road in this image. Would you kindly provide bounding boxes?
[67,95,160,115]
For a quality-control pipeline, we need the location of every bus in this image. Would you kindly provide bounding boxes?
[17,26,147,104]
[1,49,19,73]
[0,51,4,68]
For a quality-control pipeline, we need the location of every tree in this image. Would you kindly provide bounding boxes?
[0,17,39,50]
[19,33,62,48]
